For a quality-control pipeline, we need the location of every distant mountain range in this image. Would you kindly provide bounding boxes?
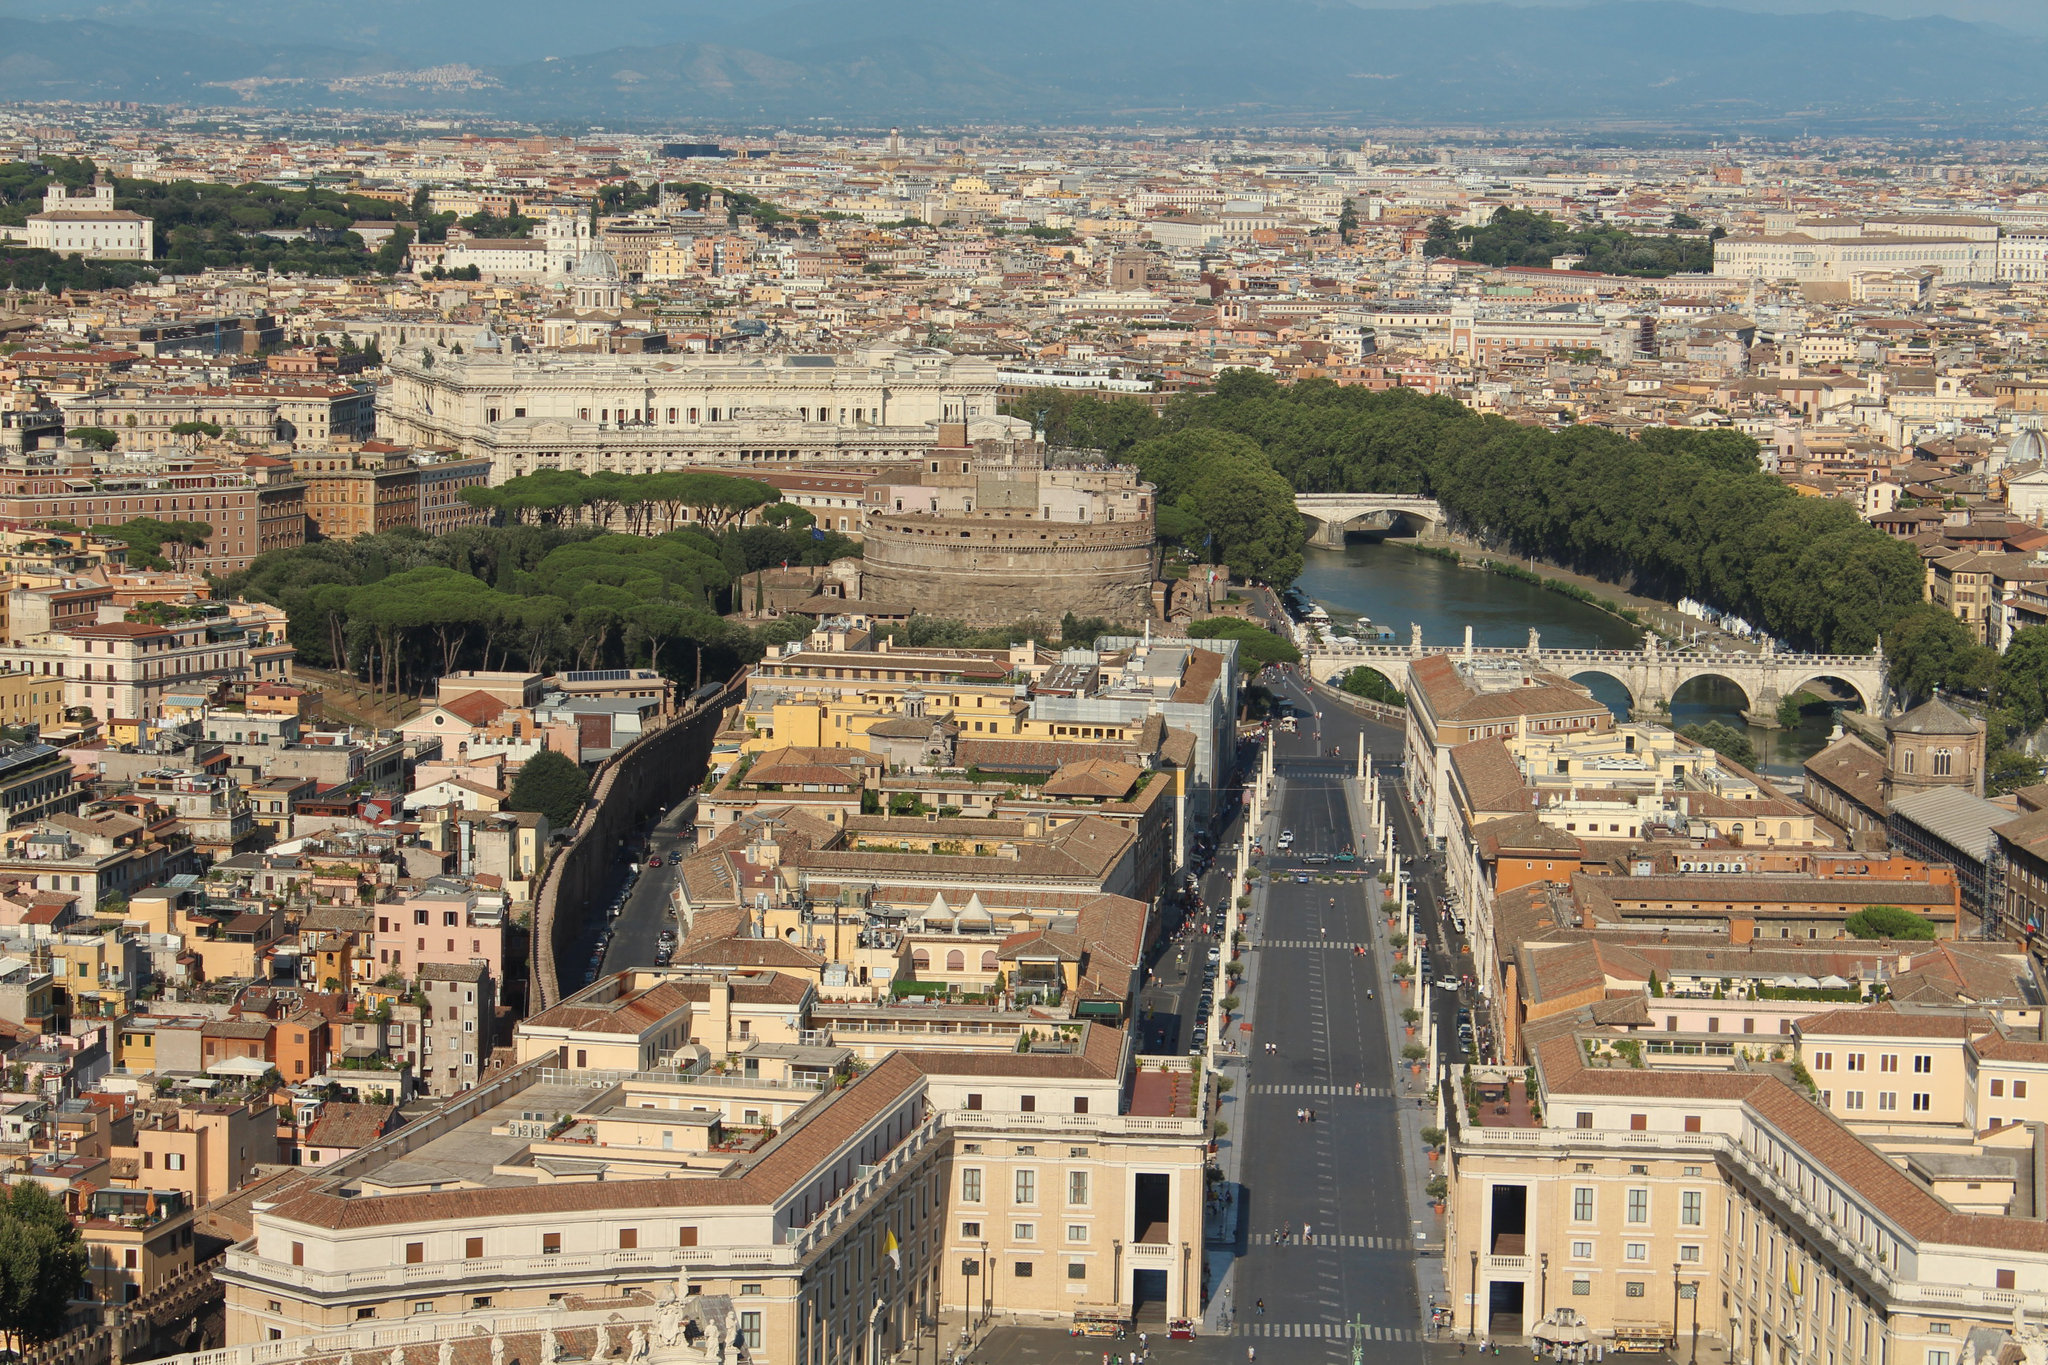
[3,0,2046,130]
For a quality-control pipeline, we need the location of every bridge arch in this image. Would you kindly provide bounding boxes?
[1781,672,1876,715]
[1670,670,1755,715]
[1566,668,1636,717]
[1331,662,1407,701]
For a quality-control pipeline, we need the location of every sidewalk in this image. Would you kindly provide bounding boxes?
[1341,769,1453,1339]
[1200,787,1278,1335]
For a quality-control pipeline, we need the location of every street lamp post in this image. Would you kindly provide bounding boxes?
[1180,1241,1192,1321]
[1469,1249,1480,1339]
[1538,1252,1549,1323]
[1112,1239,1123,1307]
[1672,1263,1683,1353]
[979,1241,990,1328]
[1689,1278,1701,1365]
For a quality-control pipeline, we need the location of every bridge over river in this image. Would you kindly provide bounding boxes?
[1303,625,1891,722]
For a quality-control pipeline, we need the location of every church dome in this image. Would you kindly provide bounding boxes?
[572,247,620,280]
[2009,427,2048,468]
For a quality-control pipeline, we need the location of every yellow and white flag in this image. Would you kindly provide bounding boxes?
[884,1228,901,1271]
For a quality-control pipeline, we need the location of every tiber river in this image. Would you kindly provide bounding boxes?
[1296,540,1846,778]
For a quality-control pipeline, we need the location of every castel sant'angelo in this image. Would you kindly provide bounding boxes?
[857,420,1159,625]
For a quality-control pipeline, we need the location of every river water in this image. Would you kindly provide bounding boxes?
[1295,540,1843,777]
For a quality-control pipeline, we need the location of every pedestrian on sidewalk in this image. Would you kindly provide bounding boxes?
[1257,1299,1265,1315]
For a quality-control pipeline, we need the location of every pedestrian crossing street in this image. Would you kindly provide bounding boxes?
[1249,1233,1409,1248]
[1258,939,1371,950]
[1249,1083,1393,1096]
[1234,1322,1423,1340]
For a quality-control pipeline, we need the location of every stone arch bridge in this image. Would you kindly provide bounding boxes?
[1296,493,1446,546]
[1303,626,1892,722]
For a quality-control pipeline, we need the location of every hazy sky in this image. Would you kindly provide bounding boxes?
[1349,0,2048,31]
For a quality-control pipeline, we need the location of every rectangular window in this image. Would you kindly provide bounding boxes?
[965,1094,982,1111]
[1067,1225,1089,1243]
[1880,1055,1898,1073]
[1572,1279,1591,1296]
[1571,1241,1593,1260]
[1627,1189,1649,1224]
[1068,1261,1088,1280]
[1021,1095,1035,1113]
[1878,1093,1897,1112]
[961,1169,983,1203]
[1915,1055,1932,1074]
[619,1229,638,1250]
[465,1237,483,1259]
[1845,1091,1865,1110]
[1014,1170,1036,1205]
[2019,1081,2030,1099]
[1015,1261,1033,1278]
[1013,1224,1035,1242]
[291,1242,304,1267]
[1573,1188,1595,1221]
[1576,1112,1593,1129]
[1630,1113,1647,1131]
[1848,1054,1865,1072]
[1681,1245,1702,1263]
[1068,1171,1089,1206]
[1913,1094,1931,1112]
[405,1243,423,1265]
[1993,1080,2006,1097]
[1626,1242,1648,1261]
[740,1313,762,1351]
[542,1233,562,1255]
[1074,1097,1090,1114]
[679,1227,698,1247]
[1682,1191,1703,1226]
[1626,1282,1646,1299]
[1998,1270,2017,1290]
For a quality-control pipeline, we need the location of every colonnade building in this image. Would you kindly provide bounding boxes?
[218,971,1206,1361]
[379,347,1005,483]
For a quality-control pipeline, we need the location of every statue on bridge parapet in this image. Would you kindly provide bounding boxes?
[1411,623,1422,652]
[1526,628,1540,660]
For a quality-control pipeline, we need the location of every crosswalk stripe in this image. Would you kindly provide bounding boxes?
[1235,1324,1419,1341]
[1250,1084,1392,1096]
[1250,1232,1404,1247]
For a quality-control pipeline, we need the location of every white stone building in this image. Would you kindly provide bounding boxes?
[379,346,1004,482]
[25,183,153,261]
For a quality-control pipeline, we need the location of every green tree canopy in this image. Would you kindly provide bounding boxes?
[103,517,213,570]
[1680,720,1757,771]
[1886,604,1996,705]
[1339,665,1405,707]
[505,748,591,829]
[1129,429,1303,585]
[0,1180,87,1345]
[1998,626,2048,731]
[1843,905,1937,941]
[1184,617,1300,673]
[67,426,118,451]
[1006,374,1924,652]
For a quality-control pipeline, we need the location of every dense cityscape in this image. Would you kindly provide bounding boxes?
[10,28,2048,1365]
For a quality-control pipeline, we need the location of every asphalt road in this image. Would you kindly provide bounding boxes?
[564,800,694,989]
[1208,673,1427,1359]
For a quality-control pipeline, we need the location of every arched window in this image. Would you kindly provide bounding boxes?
[911,949,930,970]
[946,949,965,972]
[1778,823,1792,841]
[1934,749,1953,777]
[982,951,998,971]
[1901,749,1915,775]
